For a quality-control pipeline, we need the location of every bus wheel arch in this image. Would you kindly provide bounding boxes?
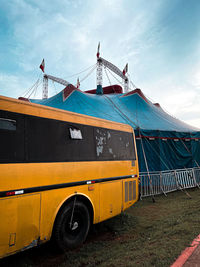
[52,194,94,250]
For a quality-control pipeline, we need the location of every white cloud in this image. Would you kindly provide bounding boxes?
[0,0,199,129]
[0,73,32,98]
[139,73,200,129]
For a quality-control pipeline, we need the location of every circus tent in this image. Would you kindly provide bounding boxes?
[29,84,200,172]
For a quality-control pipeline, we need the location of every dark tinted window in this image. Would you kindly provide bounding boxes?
[0,110,136,163]
[94,128,136,160]
[26,116,96,162]
[0,118,16,131]
[0,111,24,163]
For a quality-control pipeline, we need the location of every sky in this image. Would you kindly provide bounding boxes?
[0,0,200,128]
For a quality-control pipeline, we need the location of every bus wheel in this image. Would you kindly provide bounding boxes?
[54,201,90,251]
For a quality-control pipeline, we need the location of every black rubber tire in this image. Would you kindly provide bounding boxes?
[53,201,90,251]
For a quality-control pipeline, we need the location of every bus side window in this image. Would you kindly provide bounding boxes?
[0,118,16,131]
[0,112,25,163]
[95,128,136,161]
[27,117,96,162]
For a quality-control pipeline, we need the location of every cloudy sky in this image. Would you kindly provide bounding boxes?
[0,0,200,128]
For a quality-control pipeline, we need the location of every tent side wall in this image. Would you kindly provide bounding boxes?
[136,129,200,172]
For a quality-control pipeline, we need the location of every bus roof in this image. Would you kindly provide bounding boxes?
[0,95,133,133]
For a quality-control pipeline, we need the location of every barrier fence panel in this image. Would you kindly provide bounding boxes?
[161,171,177,193]
[175,169,196,189]
[140,172,162,198]
[194,168,200,185]
[140,167,200,198]
[140,174,151,197]
[151,173,162,195]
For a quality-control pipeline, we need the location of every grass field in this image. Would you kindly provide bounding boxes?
[1,188,200,267]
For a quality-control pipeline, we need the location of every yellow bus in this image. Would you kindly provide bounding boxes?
[0,95,139,258]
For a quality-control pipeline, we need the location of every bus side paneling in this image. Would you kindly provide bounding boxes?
[99,180,122,221]
[0,194,40,258]
[0,161,135,243]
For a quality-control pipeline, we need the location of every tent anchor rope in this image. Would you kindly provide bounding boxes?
[143,137,171,170]
[180,139,200,189]
[180,139,200,168]
[103,95,138,128]
[139,128,155,203]
[160,172,167,197]
[150,132,200,193]
[104,67,118,94]
[145,137,195,197]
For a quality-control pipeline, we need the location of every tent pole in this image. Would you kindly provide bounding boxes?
[139,129,155,203]
[160,171,167,197]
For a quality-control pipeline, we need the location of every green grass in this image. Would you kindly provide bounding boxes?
[1,188,200,267]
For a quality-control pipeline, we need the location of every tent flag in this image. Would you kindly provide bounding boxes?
[97,42,100,58]
[123,63,128,75]
[76,78,80,89]
[40,59,45,72]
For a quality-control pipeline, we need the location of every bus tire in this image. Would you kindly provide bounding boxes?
[53,201,90,251]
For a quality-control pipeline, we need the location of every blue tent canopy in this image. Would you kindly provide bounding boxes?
[29,84,200,172]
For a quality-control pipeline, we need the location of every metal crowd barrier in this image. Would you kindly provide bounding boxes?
[140,167,200,198]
